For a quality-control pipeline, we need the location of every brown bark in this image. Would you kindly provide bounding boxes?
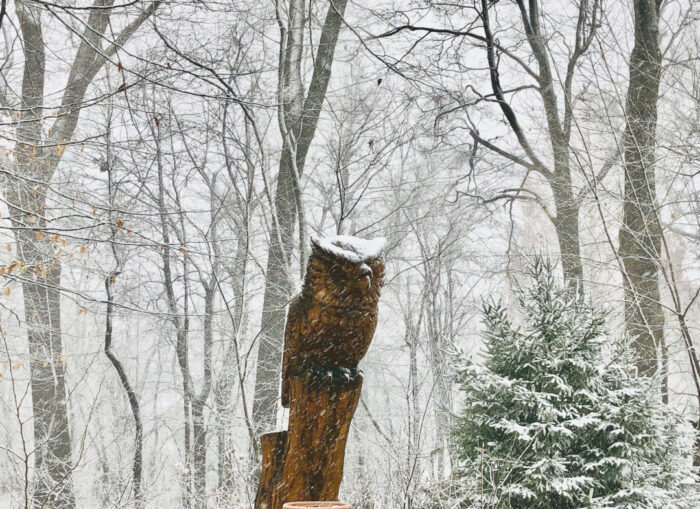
[255,375,362,509]
[255,236,384,507]
[283,503,351,508]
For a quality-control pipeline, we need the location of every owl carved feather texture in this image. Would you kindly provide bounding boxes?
[281,235,386,408]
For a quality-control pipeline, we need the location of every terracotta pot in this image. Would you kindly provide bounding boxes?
[282,503,351,509]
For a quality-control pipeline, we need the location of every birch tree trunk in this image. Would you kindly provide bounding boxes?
[619,0,664,376]
[252,0,349,436]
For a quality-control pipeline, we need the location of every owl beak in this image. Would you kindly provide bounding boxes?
[359,264,373,289]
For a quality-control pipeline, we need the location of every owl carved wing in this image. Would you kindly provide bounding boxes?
[281,294,304,408]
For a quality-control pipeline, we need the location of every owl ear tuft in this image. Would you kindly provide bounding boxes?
[310,235,336,262]
[310,235,324,254]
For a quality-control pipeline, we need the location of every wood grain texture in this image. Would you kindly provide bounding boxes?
[256,237,384,509]
[255,376,363,509]
[256,431,289,509]
[283,501,351,508]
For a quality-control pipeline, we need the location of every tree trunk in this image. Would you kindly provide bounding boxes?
[255,375,362,509]
[215,244,248,495]
[252,164,296,435]
[406,322,420,508]
[6,5,75,506]
[105,274,143,508]
[551,178,584,288]
[619,0,663,376]
[192,401,207,509]
[426,309,451,481]
[103,104,144,509]
[15,219,75,509]
[192,284,215,509]
[215,377,236,495]
[6,151,75,509]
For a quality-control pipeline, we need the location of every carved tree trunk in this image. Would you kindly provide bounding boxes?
[283,502,351,509]
[255,233,385,509]
[255,375,362,509]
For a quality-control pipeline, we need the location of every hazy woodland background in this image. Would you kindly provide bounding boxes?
[0,0,698,507]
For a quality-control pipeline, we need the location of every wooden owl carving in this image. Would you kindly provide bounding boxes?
[281,235,386,408]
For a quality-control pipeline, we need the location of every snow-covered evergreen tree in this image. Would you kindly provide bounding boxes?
[453,259,697,508]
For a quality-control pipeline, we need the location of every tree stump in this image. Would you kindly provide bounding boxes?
[255,375,362,509]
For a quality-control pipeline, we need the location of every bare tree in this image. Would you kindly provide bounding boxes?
[374,0,608,288]
[102,106,144,507]
[213,101,257,501]
[150,103,218,509]
[0,2,159,507]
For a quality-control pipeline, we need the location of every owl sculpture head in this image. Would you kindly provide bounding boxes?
[305,235,386,310]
